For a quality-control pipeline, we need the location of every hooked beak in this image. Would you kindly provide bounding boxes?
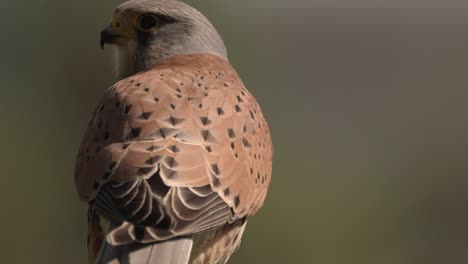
[100,25,125,50]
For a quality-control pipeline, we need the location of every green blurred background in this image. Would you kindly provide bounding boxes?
[1,0,468,263]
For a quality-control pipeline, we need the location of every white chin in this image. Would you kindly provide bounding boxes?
[112,40,137,80]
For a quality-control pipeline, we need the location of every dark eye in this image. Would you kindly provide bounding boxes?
[137,14,160,31]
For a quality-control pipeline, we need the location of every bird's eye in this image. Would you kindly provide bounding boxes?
[137,14,160,31]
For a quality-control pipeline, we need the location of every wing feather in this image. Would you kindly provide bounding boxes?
[75,54,272,245]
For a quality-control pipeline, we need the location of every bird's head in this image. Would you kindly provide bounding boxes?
[101,0,227,79]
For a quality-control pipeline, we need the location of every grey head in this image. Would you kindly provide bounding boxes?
[100,0,227,79]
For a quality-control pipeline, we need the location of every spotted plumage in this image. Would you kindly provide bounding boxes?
[75,1,272,264]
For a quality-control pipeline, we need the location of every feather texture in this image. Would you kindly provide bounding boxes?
[76,53,272,263]
[96,238,193,264]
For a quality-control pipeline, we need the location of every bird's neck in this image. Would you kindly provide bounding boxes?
[112,42,179,80]
[112,40,228,81]
[113,41,138,80]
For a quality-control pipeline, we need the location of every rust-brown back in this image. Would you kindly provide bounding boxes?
[75,53,272,255]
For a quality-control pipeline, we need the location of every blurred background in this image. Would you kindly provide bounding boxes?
[1,0,468,263]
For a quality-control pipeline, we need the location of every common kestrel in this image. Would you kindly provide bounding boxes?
[75,1,273,263]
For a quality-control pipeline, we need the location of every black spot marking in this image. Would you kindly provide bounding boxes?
[230,142,235,150]
[165,157,178,168]
[197,83,202,87]
[243,125,247,133]
[223,188,231,196]
[235,105,242,112]
[165,116,185,126]
[129,128,141,138]
[217,108,225,115]
[145,156,161,165]
[199,103,203,109]
[154,97,160,102]
[237,96,244,103]
[170,104,176,110]
[201,130,217,142]
[242,138,252,148]
[136,83,142,87]
[250,111,255,119]
[143,88,150,92]
[122,143,131,150]
[147,145,161,152]
[205,146,212,152]
[155,128,179,139]
[138,167,152,175]
[211,164,220,175]
[234,195,240,208]
[202,131,209,140]
[212,176,221,187]
[139,112,152,120]
[124,104,132,114]
[200,117,212,126]
[228,129,236,139]
[168,145,180,153]
[165,169,178,179]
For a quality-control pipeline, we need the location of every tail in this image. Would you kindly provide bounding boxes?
[95,238,193,264]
